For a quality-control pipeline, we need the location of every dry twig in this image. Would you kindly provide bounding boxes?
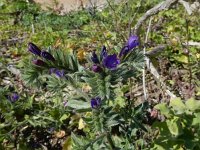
[142,17,153,101]
[134,0,178,35]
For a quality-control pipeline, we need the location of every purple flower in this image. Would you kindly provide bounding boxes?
[91,51,100,64]
[92,65,102,73]
[103,54,120,70]
[55,69,65,78]
[126,35,139,50]
[41,51,55,61]
[91,97,101,109]
[119,35,139,57]
[8,92,19,102]
[28,42,41,56]
[49,68,65,78]
[100,46,107,60]
[32,59,47,67]
[91,46,120,72]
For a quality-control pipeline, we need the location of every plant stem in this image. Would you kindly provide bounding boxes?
[185,18,192,90]
[106,132,116,150]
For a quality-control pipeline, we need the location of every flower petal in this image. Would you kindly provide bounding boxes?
[91,97,101,109]
[126,35,139,50]
[55,69,65,78]
[100,45,107,60]
[103,54,120,70]
[91,51,100,64]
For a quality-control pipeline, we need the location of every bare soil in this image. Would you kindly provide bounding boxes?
[33,0,108,14]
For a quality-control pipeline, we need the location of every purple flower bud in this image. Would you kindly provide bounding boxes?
[91,51,100,64]
[28,42,41,56]
[100,46,107,60]
[103,54,120,70]
[41,51,55,61]
[32,59,47,67]
[126,35,139,50]
[91,97,101,109]
[8,92,19,102]
[119,46,129,57]
[55,69,65,78]
[119,35,139,57]
[92,65,102,73]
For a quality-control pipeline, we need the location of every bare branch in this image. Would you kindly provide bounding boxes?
[134,0,178,35]
[146,41,200,56]
[179,0,192,15]
[146,57,177,98]
[184,41,200,47]
[142,17,153,101]
[145,44,167,56]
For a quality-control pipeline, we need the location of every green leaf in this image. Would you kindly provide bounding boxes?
[169,98,185,114]
[132,117,148,132]
[71,132,84,147]
[115,96,125,107]
[155,103,172,118]
[175,55,188,64]
[60,114,70,122]
[166,117,182,137]
[67,100,91,110]
[71,132,90,149]
[152,144,166,150]
[192,113,200,126]
[185,98,200,111]
[106,114,120,128]
[152,121,170,135]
